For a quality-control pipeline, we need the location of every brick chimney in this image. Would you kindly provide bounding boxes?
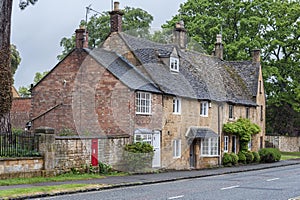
[173,21,187,49]
[214,34,223,60]
[75,26,88,48]
[109,2,124,33]
[252,49,261,63]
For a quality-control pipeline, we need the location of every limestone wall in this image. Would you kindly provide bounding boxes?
[266,136,300,152]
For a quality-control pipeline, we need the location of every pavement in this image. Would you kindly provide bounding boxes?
[1,159,300,199]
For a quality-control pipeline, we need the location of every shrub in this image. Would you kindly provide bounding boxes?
[252,151,260,163]
[123,142,154,172]
[222,153,233,166]
[259,148,281,163]
[237,151,247,164]
[245,151,254,164]
[230,153,239,165]
[99,162,112,174]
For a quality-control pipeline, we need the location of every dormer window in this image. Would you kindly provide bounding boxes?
[170,57,179,72]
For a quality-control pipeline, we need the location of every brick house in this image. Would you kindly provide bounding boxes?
[30,2,265,170]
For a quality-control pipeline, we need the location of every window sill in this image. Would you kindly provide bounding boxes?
[200,115,208,118]
[173,156,181,159]
[136,113,152,116]
[173,113,181,115]
[200,155,219,158]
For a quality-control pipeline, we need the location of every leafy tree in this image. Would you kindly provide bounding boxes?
[223,118,261,151]
[165,0,300,135]
[10,44,21,76]
[18,71,48,97]
[57,7,153,60]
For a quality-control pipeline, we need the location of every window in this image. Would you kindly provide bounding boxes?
[170,57,179,72]
[200,101,208,117]
[136,92,151,114]
[224,136,229,153]
[134,133,152,144]
[173,139,181,158]
[232,135,236,153]
[201,137,219,156]
[229,105,234,119]
[248,138,252,150]
[173,97,181,114]
[246,107,250,119]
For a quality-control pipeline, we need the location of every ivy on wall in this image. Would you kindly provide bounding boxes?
[223,118,261,151]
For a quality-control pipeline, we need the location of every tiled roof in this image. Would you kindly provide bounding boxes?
[87,48,161,93]
[106,33,260,106]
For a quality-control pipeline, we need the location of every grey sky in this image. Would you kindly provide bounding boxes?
[11,0,186,89]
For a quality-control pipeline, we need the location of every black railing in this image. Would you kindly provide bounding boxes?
[0,132,40,157]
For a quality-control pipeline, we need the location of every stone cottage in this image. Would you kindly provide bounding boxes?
[30,2,265,170]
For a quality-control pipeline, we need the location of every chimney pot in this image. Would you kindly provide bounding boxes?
[252,49,261,63]
[114,1,120,11]
[216,34,222,43]
[214,34,223,60]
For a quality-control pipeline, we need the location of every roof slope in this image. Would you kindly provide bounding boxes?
[87,48,161,93]
[118,33,259,106]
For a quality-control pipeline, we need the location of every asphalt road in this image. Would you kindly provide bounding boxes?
[37,164,300,200]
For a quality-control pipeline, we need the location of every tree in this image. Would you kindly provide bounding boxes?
[18,71,48,97]
[165,0,300,135]
[10,44,21,76]
[0,0,37,133]
[57,7,153,60]
[0,0,14,133]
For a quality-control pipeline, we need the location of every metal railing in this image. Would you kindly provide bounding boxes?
[0,132,40,157]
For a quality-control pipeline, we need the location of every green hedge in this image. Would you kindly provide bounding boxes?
[259,148,281,163]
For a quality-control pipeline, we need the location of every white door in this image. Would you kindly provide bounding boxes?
[152,131,161,168]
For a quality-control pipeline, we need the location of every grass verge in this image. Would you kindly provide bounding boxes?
[281,152,300,160]
[0,172,127,186]
[0,184,107,199]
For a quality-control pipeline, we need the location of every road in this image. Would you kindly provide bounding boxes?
[38,164,300,200]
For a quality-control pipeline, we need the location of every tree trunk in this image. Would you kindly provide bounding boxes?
[0,0,13,134]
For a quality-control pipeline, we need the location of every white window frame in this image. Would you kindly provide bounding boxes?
[201,137,219,156]
[134,133,152,145]
[173,139,181,158]
[224,136,229,153]
[229,105,234,119]
[170,57,179,72]
[136,92,151,115]
[173,97,181,114]
[200,101,209,117]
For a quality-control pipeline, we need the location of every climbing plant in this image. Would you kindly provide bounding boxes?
[223,118,261,151]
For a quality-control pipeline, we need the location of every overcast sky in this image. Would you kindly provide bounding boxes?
[11,0,186,89]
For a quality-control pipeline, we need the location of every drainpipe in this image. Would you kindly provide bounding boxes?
[218,103,224,166]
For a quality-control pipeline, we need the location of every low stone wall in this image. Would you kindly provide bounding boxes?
[266,135,300,152]
[54,135,130,174]
[0,157,44,179]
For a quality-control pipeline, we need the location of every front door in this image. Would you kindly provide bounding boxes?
[190,140,196,168]
[152,131,161,168]
[232,136,236,153]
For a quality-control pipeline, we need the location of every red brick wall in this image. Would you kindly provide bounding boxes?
[31,49,88,133]
[10,97,31,129]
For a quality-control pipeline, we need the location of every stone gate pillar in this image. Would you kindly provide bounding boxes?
[35,127,55,171]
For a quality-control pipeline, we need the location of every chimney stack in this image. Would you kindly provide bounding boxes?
[214,34,223,60]
[109,2,124,33]
[173,21,187,49]
[252,49,261,63]
[75,26,88,49]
